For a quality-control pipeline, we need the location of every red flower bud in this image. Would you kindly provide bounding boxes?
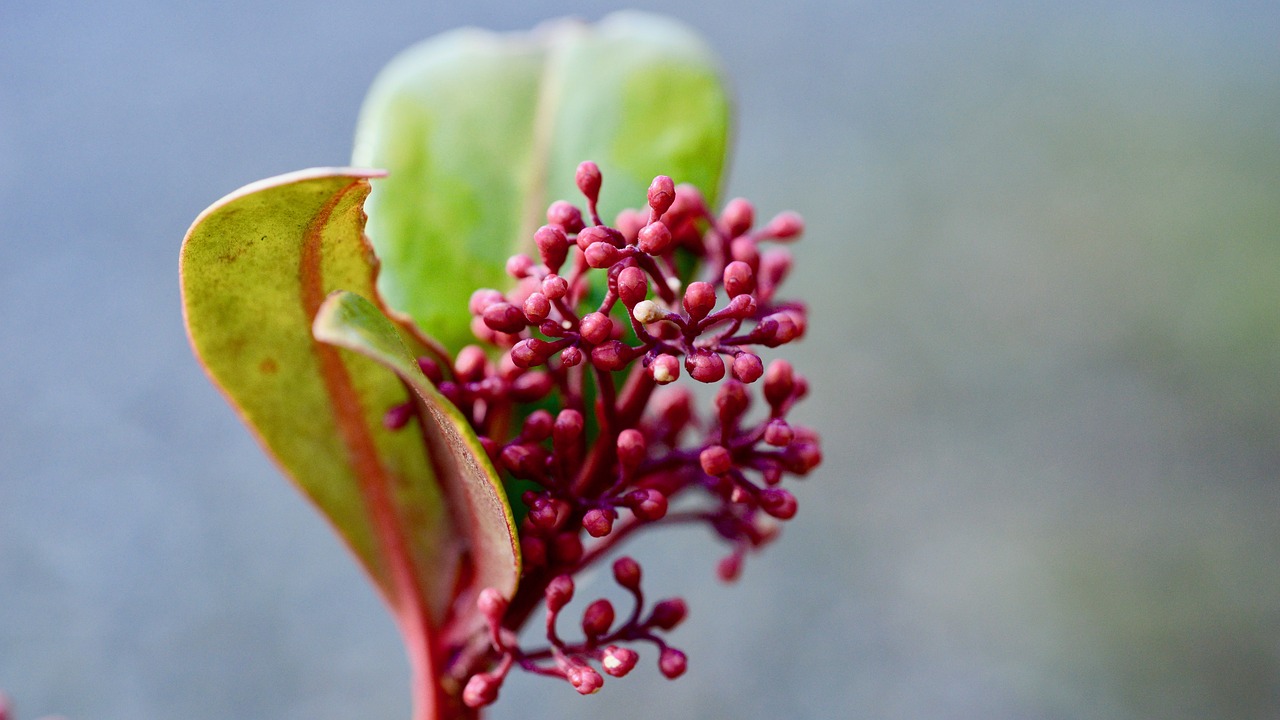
[541,274,569,300]
[575,161,602,204]
[579,312,612,345]
[455,345,488,382]
[763,418,794,447]
[731,352,764,383]
[715,380,750,423]
[567,664,604,695]
[591,340,630,372]
[553,409,584,449]
[647,175,676,216]
[650,353,680,384]
[763,360,795,407]
[659,647,688,679]
[602,646,639,677]
[723,260,755,297]
[552,531,584,565]
[721,197,754,238]
[650,598,688,630]
[637,221,674,255]
[506,253,535,278]
[463,672,502,708]
[468,288,506,316]
[612,556,642,589]
[559,345,584,367]
[682,281,717,320]
[523,292,551,323]
[581,598,615,637]
[582,508,615,538]
[545,574,575,612]
[383,402,413,430]
[521,409,554,441]
[534,225,570,271]
[616,428,647,470]
[585,241,622,269]
[759,487,798,520]
[547,200,585,234]
[717,553,743,582]
[575,225,615,252]
[627,488,668,521]
[617,265,648,306]
[483,302,527,334]
[477,587,508,622]
[763,210,804,240]
[699,445,733,476]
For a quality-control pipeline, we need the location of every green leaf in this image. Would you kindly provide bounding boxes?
[312,289,520,645]
[180,169,519,716]
[352,10,732,352]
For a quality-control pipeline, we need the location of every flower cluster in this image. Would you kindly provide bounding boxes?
[388,162,821,705]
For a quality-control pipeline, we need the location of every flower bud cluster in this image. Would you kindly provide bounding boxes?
[387,162,821,699]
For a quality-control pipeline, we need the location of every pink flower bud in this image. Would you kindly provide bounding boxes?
[650,353,680,384]
[559,345,584,367]
[730,236,760,269]
[455,345,488,382]
[721,197,754,238]
[759,249,793,291]
[612,556,642,589]
[602,646,639,677]
[521,535,547,568]
[715,380,750,422]
[521,409,554,441]
[764,360,795,407]
[541,274,569,300]
[579,312,612,345]
[763,418,794,447]
[383,402,413,430]
[658,647,688,679]
[506,253,535,278]
[784,441,823,475]
[575,225,614,252]
[763,210,804,240]
[552,531,584,565]
[731,353,764,383]
[553,409,584,449]
[616,428,647,470]
[477,587,508,621]
[682,281,717,320]
[510,338,548,368]
[534,225,570,271]
[627,488,668,521]
[723,260,755,297]
[582,508,615,538]
[724,293,757,319]
[545,574,575,612]
[575,161,602,204]
[463,672,502,708]
[567,664,604,695]
[585,241,622,269]
[650,598,688,630]
[617,266,648,306]
[637,221,674,255]
[699,445,733,476]
[416,356,443,383]
[647,175,676,216]
[523,292,551,323]
[581,598,615,637]
[614,208,646,244]
[483,302,527,334]
[468,288,505,316]
[591,340,630,372]
[686,350,726,384]
[547,200,585,234]
[717,553,743,582]
[759,487,798,520]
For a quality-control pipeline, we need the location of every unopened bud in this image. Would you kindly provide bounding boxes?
[617,266,648,306]
[559,345,584,367]
[416,356,443,383]
[582,508,615,538]
[723,260,755,298]
[553,409,584,449]
[627,488,668,521]
[469,288,506,316]
[763,210,805,240]
[717,553,743,582]
[686,350,726,384]
[575,161,602,204]
[637,221,674,255]
[575,225,614,252]
[506,253,535,278]
[477,587,508,622]
[613,556,642,589]
[567,664,604,695]
[759,487,799,520]
[730,237,760,269]
[383,402,413,430]
[650,353,680,384]
[763,418,794,447]
[463,672,502,708]
[617,428,647,470]
[579,312,612,345]
[602,646,640,677]
[521,409,554,441]
[521,535,547,568]
[581,598,615,637]
[510,338,549,368]
[591,340,630,372]
[682,282,717,320]
[763,360,795,407]
[483,302,527,334]
[759,249,793,290]
[715,380,750,422]
[650,598,688,630]
[545,574,575,612]
[724,293,757,319]
[614,208,646,244]
[632,300,665,325]
[547,200,585,234]
[784,440,823,475]
[699,445,733,476]
[541,274,569,300]
[534,225,570,270]
[523,292,551,323]
[658,647,688,679]
[552,531,584,565]
[731,353,764,383]
[721,197,754,238]
[585,241,622,269]
[455,345,488,382]
[647,175,676,216]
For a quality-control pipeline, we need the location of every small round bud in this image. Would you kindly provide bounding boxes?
[685,350,726,383]
[729,237,760,268]
[523,292,551,323]
[527,495,561,527]
[632,299,665,325]
[463,673,501,708]
[585,241,622,268]
[506,253,535,278]
[416,356,443,383]
[721,197,755,238]
[757,313,799,347]
[764,360,795,406]
[617,428,647,470]
[627,488,668,521]
[591,340,630,372]
[723,261,755,298]
[559,345,584,367]
[784,440,824,475]
[763,210,805,240]
[658,647,688,680]
[715,380,750,421]
[483,302,527,334]
[581,598,615,637]
[759,249,793,290]
[637,221,674,255]
[647,175,676,216]
[552,531,584,565]
[602,646,639,677]
[383,402,413,430]
[521,409,554,441]
[547,200,585,234]
[541,274,569,300]
[477,587,508,621]
[724,294,757,320]
[759,487,798,520]
[455,345,488,382]
[717,553,743,582]
[534,225,570,270]
[578,312,612,345]
[731,353,764,383]
[510,338,548,368]
[521,535,547,568]
[650,598,688,630]
[650,353,680,384]
[614,209,646,244]
[613,556,642,589]
[575,225,614,252]
[699,445,733,476]
[469,288,505,316]
[567,664,604,695]
[682,282,717,320]
[545,574,575,612]
[582,508,615,538]
[553,409,584,448]
[617,266,648,306]
[763,418,794,447]
[575,161,602,203]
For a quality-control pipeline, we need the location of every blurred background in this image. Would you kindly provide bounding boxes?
[2,1,1277,718]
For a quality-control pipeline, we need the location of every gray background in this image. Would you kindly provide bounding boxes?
[2,1,1278,718]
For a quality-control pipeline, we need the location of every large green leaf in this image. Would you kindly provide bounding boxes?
[180,168,518,718]
[352,10,732,352]
[313,290,519,645]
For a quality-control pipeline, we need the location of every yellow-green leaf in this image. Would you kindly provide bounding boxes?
[352,10,732,352]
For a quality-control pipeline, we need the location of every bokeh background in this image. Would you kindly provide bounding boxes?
[2,1,1277,718]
